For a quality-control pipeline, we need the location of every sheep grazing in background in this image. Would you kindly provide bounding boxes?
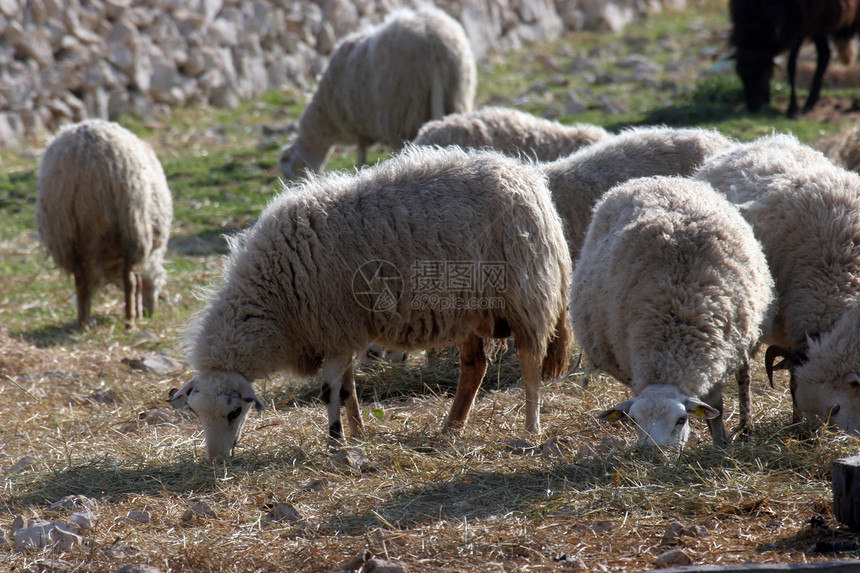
[695,133,860,434]
[815,126,860,172]
[542,126,732,263]
[571,176,774,456]
[36,119,173,329]
[170,145,572,461]
[730,0,860,118]
[278,6,476,177]
[413,107,609,161]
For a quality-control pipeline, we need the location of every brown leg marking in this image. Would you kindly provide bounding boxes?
[443,333,487,434]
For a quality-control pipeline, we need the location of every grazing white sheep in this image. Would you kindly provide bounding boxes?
[170,145,572,461]
[571,176,774,455]
[542,126,733,262]
[36,119,173,328]
[413,107,609,161]
[278,6,476,176]
[695,133,860,433]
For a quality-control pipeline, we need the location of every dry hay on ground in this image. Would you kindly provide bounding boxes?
[2,335,860,572]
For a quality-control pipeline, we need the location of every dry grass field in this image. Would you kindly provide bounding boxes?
[5,1,860,571]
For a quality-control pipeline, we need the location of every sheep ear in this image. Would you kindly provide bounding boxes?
[598,399,635,424]
[167,377,196,409]
[235,375,266,411]
[684,397,720,420]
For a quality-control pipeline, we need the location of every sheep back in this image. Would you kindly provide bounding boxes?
[543,126,732,262]
[188,144,571,381]
[571,175,774,400]
[413,107,609,161]
[695,133,860,349]
[36,119,172,319]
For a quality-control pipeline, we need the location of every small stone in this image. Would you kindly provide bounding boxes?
[332,448,377,472]
[662,520,685,543]
[50,525,82,551]
[5,456,37,474]
[49,495,96,513]
[126,510,152,524]
[67,510,96,530]
[363,558,409,573]
[654,549,693,568]
[552,554,587,569]
[297,478,328,491]
[541,435,576,457]
[115,565,164,573]
[266,502,302,523]
[181,500,216,521]
[503,438,540,455]
[121,354,184,374]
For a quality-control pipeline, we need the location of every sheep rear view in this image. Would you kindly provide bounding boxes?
[413,107,609,161]
[695,134,860,434]
[170,145,572,461]
[279,6,476,176]
[571,176,774,456]
[36,119,173,328]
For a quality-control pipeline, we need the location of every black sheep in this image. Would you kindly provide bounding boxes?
[730,0,859,118]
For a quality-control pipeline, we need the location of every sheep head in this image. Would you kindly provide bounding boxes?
[168,371,265,461]
[793,313,860,435]
[735,49,773,113]
[278,140,331,178]
[598,384,719,456]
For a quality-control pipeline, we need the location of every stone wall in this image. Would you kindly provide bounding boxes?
[0,0,685,147]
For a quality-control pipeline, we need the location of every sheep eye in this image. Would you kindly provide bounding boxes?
[227,407,243,422]
[676,416,688,427]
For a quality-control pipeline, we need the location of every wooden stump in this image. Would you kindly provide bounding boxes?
[832,454,860,530]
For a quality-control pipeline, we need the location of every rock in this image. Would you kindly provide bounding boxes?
[332,448,378,472]
[126,510,152,524]
[552,554,587,569]
[11,519,81,552]
[115,565,164,573]
[363,558,409,573]
[297,478,328,492]
[181,500,216,521]
[67,510,96,530]
[121,354,184,374]
[266,502,302,522]
[49,495,97,513]
[68,388,123,406]
[654,549,693,568]
[5,455,37,474]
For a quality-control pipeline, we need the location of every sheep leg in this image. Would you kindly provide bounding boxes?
[321,353,360,446]
[735,362,753,438]
[123,259,135,328]
[443,333,487,434]
[786,44,801,118]
[804,35,831,113]
[702,386,727,447]
[340,362,365,438]
[519,348,542,435]
[73,268,91,330]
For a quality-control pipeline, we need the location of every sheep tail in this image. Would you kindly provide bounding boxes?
[540,309,572,381]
